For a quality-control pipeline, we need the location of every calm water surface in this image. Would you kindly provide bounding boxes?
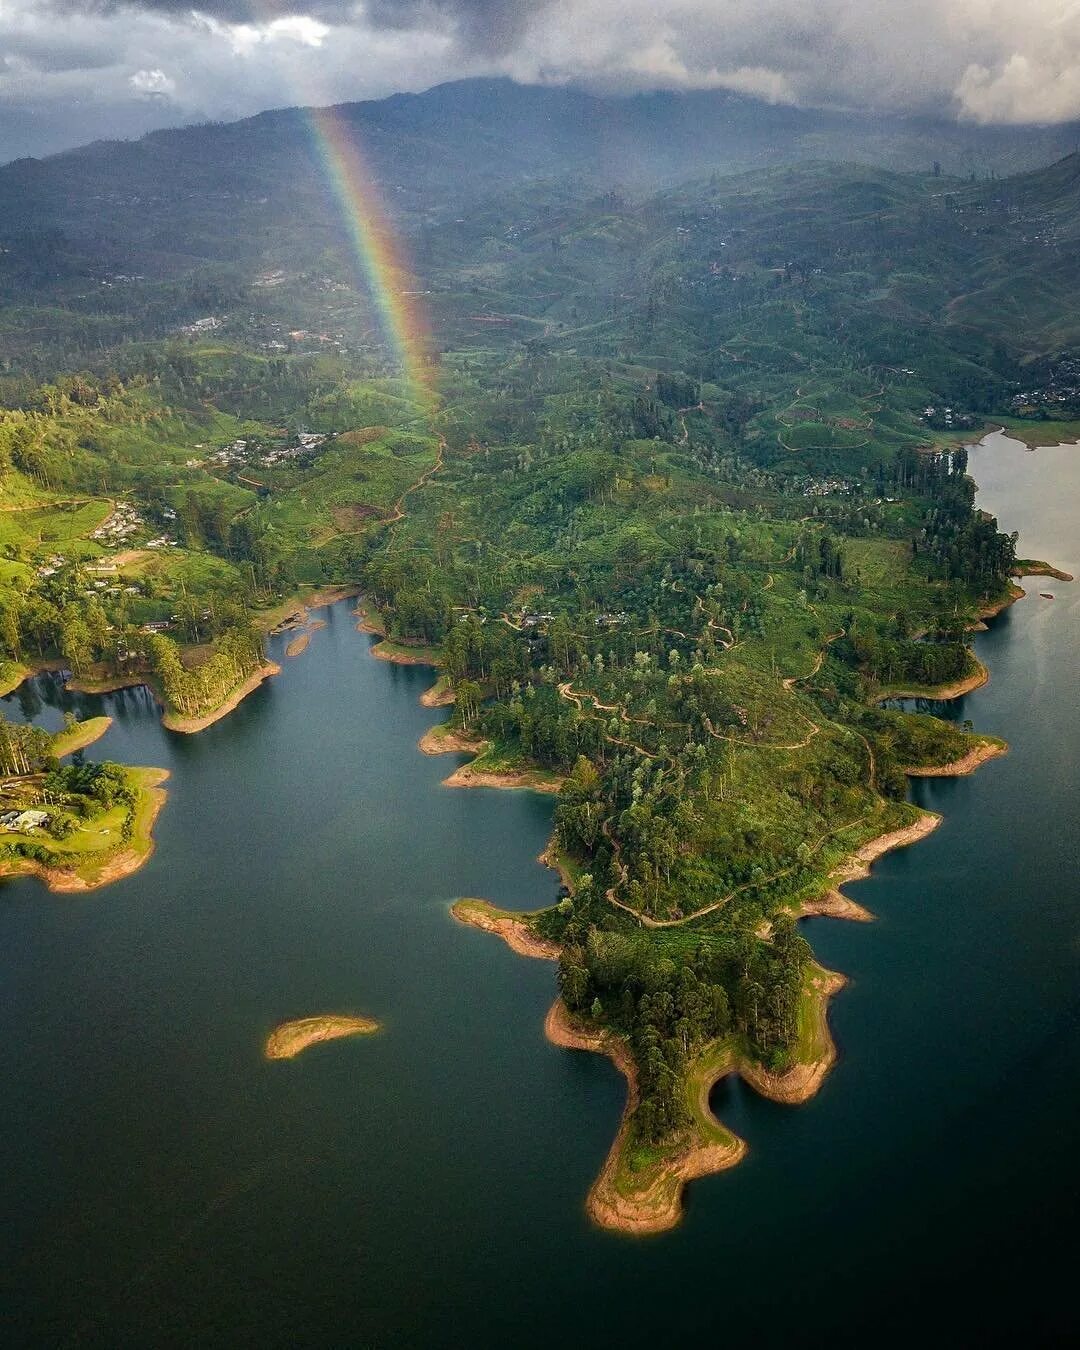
[2,431,1078,1346]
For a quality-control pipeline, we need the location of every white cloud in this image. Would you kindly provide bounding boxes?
[129,66,175,97]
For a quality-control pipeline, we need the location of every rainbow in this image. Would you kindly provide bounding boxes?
[304,104,437,413]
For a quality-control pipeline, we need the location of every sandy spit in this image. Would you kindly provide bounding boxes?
[264,1014,380,1060]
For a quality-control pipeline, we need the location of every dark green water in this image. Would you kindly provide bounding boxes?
[2,432,1078,1347]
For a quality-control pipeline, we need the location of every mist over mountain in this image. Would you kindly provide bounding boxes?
[5,76,1080,228]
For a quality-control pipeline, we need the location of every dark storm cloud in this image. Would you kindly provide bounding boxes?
[364,2,545,55]
[5,2,1080,162]
[46,1,542,52]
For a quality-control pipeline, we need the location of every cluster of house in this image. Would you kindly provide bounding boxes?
[179,316,222,335]
[922,406,979,431]
[91,501,145,545]
[801,477,856,497]
[35,553,67,579]
[84,564,142,600]
[195,432,328,472]
[258,432,326,467]
[0,809,49,833]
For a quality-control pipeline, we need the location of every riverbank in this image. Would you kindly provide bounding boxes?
[874,654,989,703]
[905,740,1006,777]
[420,723,564,793]
[829,812,942,891]
[264,1014,380,1060]
[451,898,561,959]
[0,765,169,894]
[160,663,281,734]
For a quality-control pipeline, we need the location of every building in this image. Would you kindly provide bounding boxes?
[9,810,48,832]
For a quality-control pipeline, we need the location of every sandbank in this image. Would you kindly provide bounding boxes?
[285,633,310,658]
[264,1014,380,1060]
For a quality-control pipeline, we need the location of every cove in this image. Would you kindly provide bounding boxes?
[1,430,1079,1346]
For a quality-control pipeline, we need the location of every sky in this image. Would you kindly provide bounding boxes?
[3,1,1080,160]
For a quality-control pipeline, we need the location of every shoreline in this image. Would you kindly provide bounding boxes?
[874,654,989,704]
[264,1014,380,1060]
[161,663,281,734]
[65,660,281,735]
[420,724,565,793]
[829,811,942,891]
[799,890,875,922]
[975,581,1025,623]
[51,715,112,758]
[1015,561,1074,583]
[451,898,561,960]
[420,677,454,707]
[453,898,844,1234]
[544,999,750,1236]
[355,599,441,667]
[0,766,169,894]
[905,740,1006,777]
[265,585,360,635]
[739,968,847,1105]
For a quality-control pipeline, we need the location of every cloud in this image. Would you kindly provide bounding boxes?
[129,67,176,97]
[3,1,1080,160]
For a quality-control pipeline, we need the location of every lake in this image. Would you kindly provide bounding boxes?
[1,430,1077,1346]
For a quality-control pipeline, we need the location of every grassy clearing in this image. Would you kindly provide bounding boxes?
[0,765,167,891]
[51,716,111,757]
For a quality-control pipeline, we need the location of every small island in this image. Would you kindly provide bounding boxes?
[264,1014,381,1060]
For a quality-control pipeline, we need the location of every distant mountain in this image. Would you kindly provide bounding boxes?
[4,77,1080,255]
[5,78,1080,376]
